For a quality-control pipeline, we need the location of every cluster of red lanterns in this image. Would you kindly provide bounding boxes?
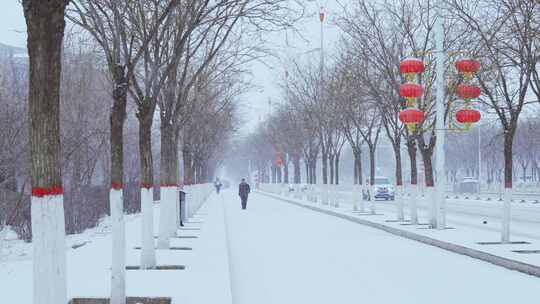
[399,58,425,131]
[454,59,481,130]
[398,57,482,132]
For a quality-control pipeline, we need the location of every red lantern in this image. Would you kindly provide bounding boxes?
[399,108,425,131]
[456,84,481,100]
[400,58,425,75]
[456,109,480,130]
[400,83,423,106]
[455,59,480,79]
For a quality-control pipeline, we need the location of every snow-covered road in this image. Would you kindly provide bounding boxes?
[222,189,540,304]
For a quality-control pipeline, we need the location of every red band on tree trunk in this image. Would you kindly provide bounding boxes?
[505,181,512,188]
[111,182,122,190]
[31,186,63,198]
[161,184,178,188]
[141,183,153,189]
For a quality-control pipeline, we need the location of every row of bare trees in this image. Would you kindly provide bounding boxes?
[11,1,304,304]
[241,0,540,202]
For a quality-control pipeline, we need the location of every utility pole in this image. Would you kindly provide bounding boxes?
[434,2,446,229]
[319,6,325,75]
[478,124,482,192]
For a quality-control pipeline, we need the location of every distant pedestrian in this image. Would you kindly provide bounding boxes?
[238,178,251,210]
[214,178,222,194]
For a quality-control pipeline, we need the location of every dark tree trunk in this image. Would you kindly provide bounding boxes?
[421,151,434,187]
[335,152,340,185]
[353,148,362,185]
[369,145,376,186]
[110,65,128,190]
[322,152,328,184]
[353,153,359,184]
[23,1,69,303]
[160,123,178,186]
[407,139,418,185]
[284,159,289,183]
[182,147,192,185]
[329,154,335,184]
[293,155,301,183]
[25,0,67,192]
[393,144,403,186]
[138,109,154,189]
[304,161,309,183]
[277,166,282,183]
[504,132,515,188]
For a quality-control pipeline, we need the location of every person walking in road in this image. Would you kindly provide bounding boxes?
[238,178,251,210]
[214,178,222,194]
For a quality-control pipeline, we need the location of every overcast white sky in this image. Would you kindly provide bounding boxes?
[1,1,350,132]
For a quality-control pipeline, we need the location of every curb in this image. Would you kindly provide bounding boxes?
[257,190,540,278]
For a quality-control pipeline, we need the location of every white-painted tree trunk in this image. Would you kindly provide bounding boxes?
[427,186,437,227]
[353,185,360,211]
[175,187,181,229]
[360,184,366,213]
[32,194,67,304]
[410,184,418,225]
[110,189,126,304]
[396,185,404,221]
[501,187,512,243]
[322,185,328,205]
[370,185,376,214]
[140,188,156,268]
[157,186,176,249]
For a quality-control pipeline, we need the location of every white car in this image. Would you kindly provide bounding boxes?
[366,176,395,201]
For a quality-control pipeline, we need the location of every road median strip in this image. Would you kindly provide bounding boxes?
[257,190,540,278]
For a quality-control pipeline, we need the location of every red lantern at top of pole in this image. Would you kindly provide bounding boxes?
[455,59,480,79]
[400,58,425,81]
[319,6,325,23]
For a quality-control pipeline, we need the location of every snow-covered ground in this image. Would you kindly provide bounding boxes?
[3,188,540,304]
[224,190,540,303]
[1,195,232,304]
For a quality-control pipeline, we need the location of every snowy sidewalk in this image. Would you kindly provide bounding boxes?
[0,193,232,304]
[222,190,540,303]
[258,188,540,277]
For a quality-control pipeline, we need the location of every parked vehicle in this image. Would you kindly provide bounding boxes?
[365,176,395,201]
[453,177,479,194]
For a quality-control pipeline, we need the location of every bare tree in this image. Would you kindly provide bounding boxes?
[449,0,539,241]
[22,1,70,304]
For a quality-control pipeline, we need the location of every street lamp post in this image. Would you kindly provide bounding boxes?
[434,8,447,229]
[478,124,482,192]
[319,6,325,74]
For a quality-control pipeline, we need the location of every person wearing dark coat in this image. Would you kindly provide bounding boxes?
[238,178,251,210]
[214,178,222,194]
